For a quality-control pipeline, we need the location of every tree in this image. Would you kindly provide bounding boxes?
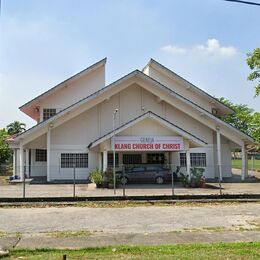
[250,112,260,143]
[0,129,11,164]
[218,97,260,143]
[247,48,260,97]
[6,121,26,135]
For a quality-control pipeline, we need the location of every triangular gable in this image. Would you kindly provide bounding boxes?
[88,111,207,149]
[15,69,254,145]
[19,58,107,120]
[143,58,234,115]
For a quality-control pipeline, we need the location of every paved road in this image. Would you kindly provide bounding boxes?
[1,203,260,234]
[0,203,260,249]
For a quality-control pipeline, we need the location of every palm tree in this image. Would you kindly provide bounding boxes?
[6,121,26,135]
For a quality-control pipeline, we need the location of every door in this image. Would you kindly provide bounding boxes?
[147,153,165,164]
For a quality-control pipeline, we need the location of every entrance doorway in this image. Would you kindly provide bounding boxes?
[147,153,165,164]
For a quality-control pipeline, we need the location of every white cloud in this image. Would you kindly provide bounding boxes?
[160,45,187,55]
[194,39,237,58]
[160,39,237,59]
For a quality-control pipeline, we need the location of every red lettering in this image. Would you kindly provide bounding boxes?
[162,143,181,150]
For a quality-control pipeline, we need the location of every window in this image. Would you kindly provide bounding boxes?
[123,154,142,165]
[191,153,206,167]
[61,153,88,168]
[179,153,206,167]
[43,108,56,120]
[108,153,119,167]
[180,153,187,167]
[35,149,47,162]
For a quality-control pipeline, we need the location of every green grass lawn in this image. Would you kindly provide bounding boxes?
[232,159,260,170]
[7,242,260,259]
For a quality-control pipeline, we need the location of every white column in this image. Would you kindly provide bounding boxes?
[186,150,191,181]
[241,144,247,181]
[19,144,24,181]
[103,150,107,172]
[25,149,30,178]
[98,153,102,171]
[216,128,222,181]
[12,149,16,177]
[47,129,51,182]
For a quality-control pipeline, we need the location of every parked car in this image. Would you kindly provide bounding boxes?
[116,165,171,184]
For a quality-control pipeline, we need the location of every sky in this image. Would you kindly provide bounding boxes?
[0,0,259,129]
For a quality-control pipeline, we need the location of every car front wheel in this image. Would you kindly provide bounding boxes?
[155,176,164,184]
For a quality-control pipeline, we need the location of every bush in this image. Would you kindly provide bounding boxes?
[104,168,120,188]
[89,169,104,185]
[179,167,205,188]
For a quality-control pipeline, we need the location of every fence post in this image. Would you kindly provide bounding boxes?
[171,168,174,197]
[73,164,76,198]
[23,173,26,198]
[123,165,126,197]
[219,176,222,195]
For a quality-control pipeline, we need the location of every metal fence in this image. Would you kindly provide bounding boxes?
[0,162,259,199]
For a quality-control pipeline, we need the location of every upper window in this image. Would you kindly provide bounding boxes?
[35,149,47,162]
[108,153,119,168]
[61,153,88,168]
[180,153,206,167]
[43,108,56,121]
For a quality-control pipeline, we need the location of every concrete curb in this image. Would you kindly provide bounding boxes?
[2,231,260,250]
[0,199,260,208]
[0,194,260,204]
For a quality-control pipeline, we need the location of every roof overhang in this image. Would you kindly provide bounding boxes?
[88,111,208,149]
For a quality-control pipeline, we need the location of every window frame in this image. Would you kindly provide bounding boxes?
[43,108,57,121]
[60,153,88,168]
[179,153,206,167]
[35,149,47,162]
[107,153,119,168]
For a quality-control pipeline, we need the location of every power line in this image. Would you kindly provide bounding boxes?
[224,0,260,6]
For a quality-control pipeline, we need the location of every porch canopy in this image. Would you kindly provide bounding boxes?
[88,111,208,178]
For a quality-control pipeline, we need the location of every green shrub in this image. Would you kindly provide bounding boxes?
[180,167,205,188]
[104,168,120,187]
[89,169,104,185]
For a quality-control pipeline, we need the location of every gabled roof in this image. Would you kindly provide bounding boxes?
[88,111,208,149]
[15,69,254,144]
[19,58,107,111]
[143,58,234,115]
[15,69,139,141]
